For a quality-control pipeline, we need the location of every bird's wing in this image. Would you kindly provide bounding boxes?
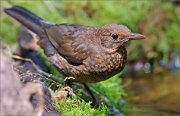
[45,24,92,65]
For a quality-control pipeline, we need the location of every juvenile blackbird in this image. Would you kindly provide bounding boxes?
[4,6,145,83]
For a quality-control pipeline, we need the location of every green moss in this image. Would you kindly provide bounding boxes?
[54,96,108,116]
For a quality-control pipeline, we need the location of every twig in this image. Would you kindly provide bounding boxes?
[12,55,64,86]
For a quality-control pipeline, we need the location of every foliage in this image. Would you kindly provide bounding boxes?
[54,96,108,116]
[0,0,152,42]
[127,1,180,61]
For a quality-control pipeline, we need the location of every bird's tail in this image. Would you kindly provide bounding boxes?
[4,6,56,56]
[4,6,53,35]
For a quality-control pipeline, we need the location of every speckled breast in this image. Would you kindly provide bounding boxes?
[71,47,127,83]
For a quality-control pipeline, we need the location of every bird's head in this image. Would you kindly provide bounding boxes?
[98,24,145,52]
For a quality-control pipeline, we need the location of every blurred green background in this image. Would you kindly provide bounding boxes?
[0,0,180,116]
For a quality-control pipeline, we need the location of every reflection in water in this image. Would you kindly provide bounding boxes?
[122,70,180,116]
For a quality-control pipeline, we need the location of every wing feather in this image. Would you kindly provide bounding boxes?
[45,24,92,65]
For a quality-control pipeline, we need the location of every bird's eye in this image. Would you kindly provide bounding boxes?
[111,34,118,39]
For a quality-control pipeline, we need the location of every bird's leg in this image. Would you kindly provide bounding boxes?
[64,78,100,108]
[83,83,100,108]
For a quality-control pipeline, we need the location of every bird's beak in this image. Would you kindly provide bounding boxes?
[127,33,145,40]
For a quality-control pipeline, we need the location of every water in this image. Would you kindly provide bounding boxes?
[123,71,180,116]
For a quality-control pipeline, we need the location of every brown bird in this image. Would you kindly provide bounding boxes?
[4,6,145,106]
[4,6,145,82]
